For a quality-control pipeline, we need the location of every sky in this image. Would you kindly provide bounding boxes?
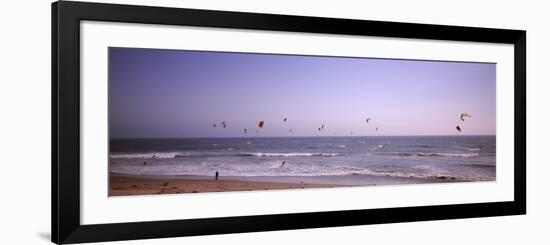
[109,47,496,138]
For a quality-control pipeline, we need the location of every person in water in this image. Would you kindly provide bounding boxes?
[215,171,219,181]
[281,161,285,167]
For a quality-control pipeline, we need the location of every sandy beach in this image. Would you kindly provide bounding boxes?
[109,175,346,196]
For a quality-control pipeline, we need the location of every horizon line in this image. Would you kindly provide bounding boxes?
[110,134,497,140]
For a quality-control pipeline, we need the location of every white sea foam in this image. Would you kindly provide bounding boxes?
[452,145,481,151]
[240,152,340,157]
[391,152,479,158]
[109,162,493,182]
[109,152,182,159]
[109,136,495,183]
[110,151,343,159]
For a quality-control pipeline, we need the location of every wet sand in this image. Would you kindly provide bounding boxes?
[109,175,346,196]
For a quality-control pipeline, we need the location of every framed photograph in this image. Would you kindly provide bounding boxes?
[52,1,526,244]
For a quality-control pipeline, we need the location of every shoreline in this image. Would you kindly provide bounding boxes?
[108,173,469,196]
[109,175,348,196]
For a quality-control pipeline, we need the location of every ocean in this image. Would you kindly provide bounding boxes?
[109,136,496,185]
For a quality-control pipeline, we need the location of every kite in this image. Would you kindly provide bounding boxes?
[258,121,265,128]
[366,118,371,124]
[283,118,287,122]
[243,129,247,135]
[213,124,216,128]
[456,125,462,132]
[460,113,471,121]
[221,121,227,128]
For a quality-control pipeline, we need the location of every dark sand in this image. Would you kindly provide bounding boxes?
[109,175,347,196]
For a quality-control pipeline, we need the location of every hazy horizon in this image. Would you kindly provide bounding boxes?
[109,48,496,138]
[110,134,497,140]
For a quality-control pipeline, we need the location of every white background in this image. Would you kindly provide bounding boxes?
[0,0,548,244]
[81,20,514,225]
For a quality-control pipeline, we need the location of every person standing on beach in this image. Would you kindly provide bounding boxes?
[215,171,219,181]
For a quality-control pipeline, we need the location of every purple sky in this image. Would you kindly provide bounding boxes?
[109,47,496,138]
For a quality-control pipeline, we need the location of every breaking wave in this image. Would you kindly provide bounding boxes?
[109,162,494,182]
[391,152,479,158]
[110,151,342,159]
[452,145,481,151]
[110,152,182,159]
[239,152,340,157]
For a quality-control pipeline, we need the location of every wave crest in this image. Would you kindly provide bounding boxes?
[391,152,479,158]
[240,152,340,157]
[110,152,181,159]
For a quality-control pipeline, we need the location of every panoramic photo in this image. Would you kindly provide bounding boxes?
[108,47,496,196]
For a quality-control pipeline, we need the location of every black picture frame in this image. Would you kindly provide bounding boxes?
[52,1,526,244]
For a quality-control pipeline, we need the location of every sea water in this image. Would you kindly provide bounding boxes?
[109,136,495,183]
